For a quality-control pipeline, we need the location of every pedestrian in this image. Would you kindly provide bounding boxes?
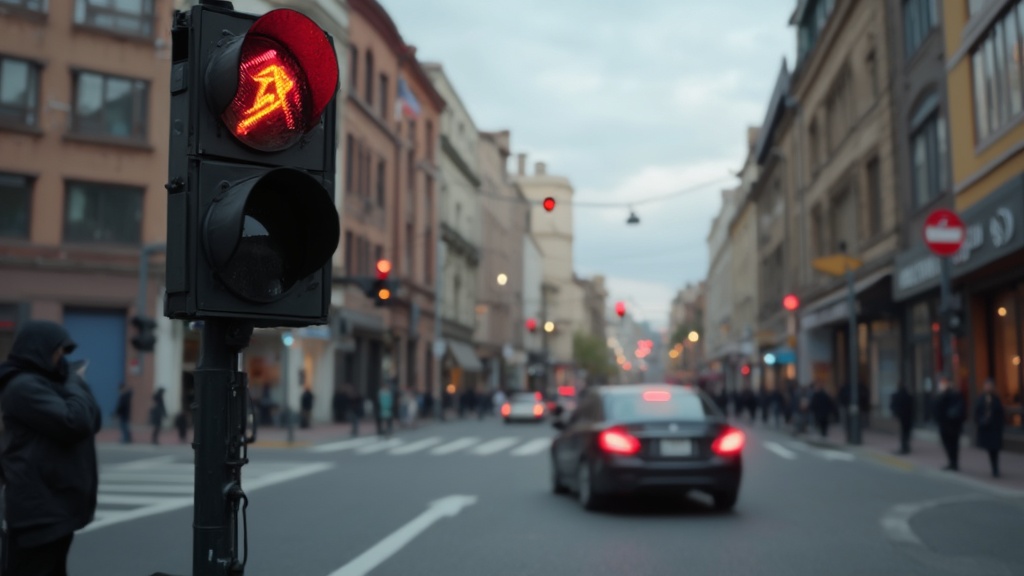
[0,320,101,575]
[933,376,966,471]
[975,378,1005,478]
[115,381,133,444]
[889,383,915,454]
[348,384,364,437]
[810,382,836,438]
[150,387,168,445]
[377,384,394,436]
[492,387,508,416]
[300,387,314,429]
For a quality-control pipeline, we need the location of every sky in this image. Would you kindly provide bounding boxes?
[378,0,798,329]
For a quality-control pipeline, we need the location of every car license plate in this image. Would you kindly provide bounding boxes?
[660,439,693,457]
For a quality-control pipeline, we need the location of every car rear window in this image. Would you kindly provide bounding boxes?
[602,390,711,422]
[512,392,539,403]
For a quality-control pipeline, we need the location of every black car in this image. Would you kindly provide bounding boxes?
[550,384,744,511]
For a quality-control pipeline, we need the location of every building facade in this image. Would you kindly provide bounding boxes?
[0,0,173,424]
[728,128,763,388]
[703,186,740,390]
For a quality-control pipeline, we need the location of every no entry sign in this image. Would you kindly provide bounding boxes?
[923,208,966,257]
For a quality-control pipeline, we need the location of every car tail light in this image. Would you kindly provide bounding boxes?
[533,404,544,416]
[558,385,576,397]
[598,427,641,456]
[501,403,511,417]
[712,428,745,456]
[642,390,671,402]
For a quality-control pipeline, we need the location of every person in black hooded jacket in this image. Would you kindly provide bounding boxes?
[0,320,101,575]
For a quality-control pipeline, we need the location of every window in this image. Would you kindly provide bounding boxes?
[344,231,353,274]
[405,223,413,276]
[0,0,47,13]
[969,0,992,16]
[72,71,148,141]
[903,0,938,57]
[376,159,385,207]
[0,173,32,238]
[910,100,949,207]
[345,134,354,194]
[811,204,826,258]
[0,56,40,128]
[364,51,374,105]
[379,73,389,119]
[74,0,154,38]
[808,119,820,170]
[348,45,358,92]
[64,181,143,244]
[830,185,857,254]
[825,66,853,152]
[797,0,836,61]
[866,50,878,101]
[426,121,434,161]
[971,2,1024,140]
[865,158,882,237]
[424,229,432,285]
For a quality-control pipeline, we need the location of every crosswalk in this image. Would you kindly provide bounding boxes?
[309,435,553,457]
[762,440,856,462]
[80,455,333,534]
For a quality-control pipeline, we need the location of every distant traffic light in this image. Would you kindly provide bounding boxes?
[525,318,537,333]
[164,6,340,328]
[542,197,556,212]
[131,316,157,352]
[782,293,800,312]
[615,301,626,318]
[740,364,751,376]
[372,259,395,306]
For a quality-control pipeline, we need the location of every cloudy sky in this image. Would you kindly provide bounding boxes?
[379,0,797,329]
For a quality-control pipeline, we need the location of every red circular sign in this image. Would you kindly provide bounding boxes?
[542,197,556,212]
[923,208,966,257]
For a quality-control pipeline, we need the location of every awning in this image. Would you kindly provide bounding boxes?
[447,340,483,373]
[799,266,891,331]
[763,347,796,365]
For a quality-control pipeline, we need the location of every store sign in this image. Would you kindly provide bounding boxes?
[893,175,1024,302]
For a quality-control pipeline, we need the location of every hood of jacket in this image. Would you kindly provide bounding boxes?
[0,320,77,390]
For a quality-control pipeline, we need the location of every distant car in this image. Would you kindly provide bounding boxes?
[550,383,744,511]
[501,391,546,423]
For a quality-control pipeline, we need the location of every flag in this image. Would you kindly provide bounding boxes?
[396,78,421,120]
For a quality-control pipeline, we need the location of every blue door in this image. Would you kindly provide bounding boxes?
[63,308,126,425]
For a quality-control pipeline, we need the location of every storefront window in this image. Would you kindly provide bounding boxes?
[991,287,1023,428]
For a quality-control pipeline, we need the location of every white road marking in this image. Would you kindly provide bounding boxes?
[98,484,194,494]
[356,438,404,454]
[326,495,478,576]
[309,437,380,453]
[510,438,551,456]
[100,472,195,483]
[390,437,444,455]
[430,437,480,455]
[818,449,855,461]
[471,437,520,456]
[97,494,186,506]
[762,441,798,460]
[881,494,990,546]
[112,455,178,470]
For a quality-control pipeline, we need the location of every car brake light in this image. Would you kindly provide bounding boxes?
[598,427,641,455]
[712,428,745,456]
[501,403,511,417]
[533,404,544,416]
[642,390,671,402]
[558,385,576,397]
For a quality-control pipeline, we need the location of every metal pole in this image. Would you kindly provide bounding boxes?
[193,319,250,576]
[135,243,166,383]
[846,266,861,445]
[283,333,294,444]
[939,257,953,379]
[433,234,445,420]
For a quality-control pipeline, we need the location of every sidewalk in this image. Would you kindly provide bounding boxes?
[793,422,1024,494]
[96,417,437,449]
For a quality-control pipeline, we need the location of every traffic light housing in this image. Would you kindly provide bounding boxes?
[164,5,340,328]
[131,316,157,352]
[370,259,396,307]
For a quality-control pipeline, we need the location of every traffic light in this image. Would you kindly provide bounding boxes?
[525,318,537,333]
[740,364,751,376]
[542,197,556,212]
[131,316,157,352]
[782,293,800,312]
[615,301,626,318]
[164,5,341,328]
[371,259,396,307]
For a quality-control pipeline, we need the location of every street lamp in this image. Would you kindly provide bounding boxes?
[543,321,556,333]
[496,273,508,286]
[688,330,700,343]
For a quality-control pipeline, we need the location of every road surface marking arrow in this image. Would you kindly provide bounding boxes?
[327,495,479,576]
[762,441,798,460]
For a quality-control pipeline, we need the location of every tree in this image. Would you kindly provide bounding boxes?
[574,331,616,383]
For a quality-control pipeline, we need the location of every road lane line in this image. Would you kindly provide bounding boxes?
[818,449,855,461]
[390,437,444,455]
[98,484,195,494]
[112,455,178,470]
[309,437,380,453]
[430,437,480,455]
[101,472,195,483]
[762,441,798,460]
[327,495,478,576]
[510,438,551,456]
[97,494,188,506]
[471,437,520,456]
[356,438,404,454]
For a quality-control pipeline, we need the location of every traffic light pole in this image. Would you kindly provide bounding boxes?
[193,319,252,576]
[845,266,861,446]
[939,257,954,380]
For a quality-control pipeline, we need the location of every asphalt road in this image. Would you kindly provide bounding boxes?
[70,417,1024,576]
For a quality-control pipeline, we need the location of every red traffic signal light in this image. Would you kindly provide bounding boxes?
[782,293,800,312]
[741,364,751,376]
[542,197,556,212]
[376,259,392,280]
[525,318,537,332]
[615,301,626,318]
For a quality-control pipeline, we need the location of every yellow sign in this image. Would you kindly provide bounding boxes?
[812,254,863,277]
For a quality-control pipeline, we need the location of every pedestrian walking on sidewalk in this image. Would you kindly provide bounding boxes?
[348,384,364,437]
[975,378,1005,478]
[0,320,101,576]
[300,387,314,429]
[934,376,966,471]
[810,382,836,438]
[150,387,167,445]
[115,381,133,444]
[890,383,915,454]
[377,384,394,437]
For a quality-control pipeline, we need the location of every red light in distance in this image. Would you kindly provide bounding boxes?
[615,301,626,318]
[376,259,392,279]
[642,390,671,402]
[525,318,537,332]
[542,197,556,212]
[782,293,800,311]
[741,364,751,376]
[598,427,641,455]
